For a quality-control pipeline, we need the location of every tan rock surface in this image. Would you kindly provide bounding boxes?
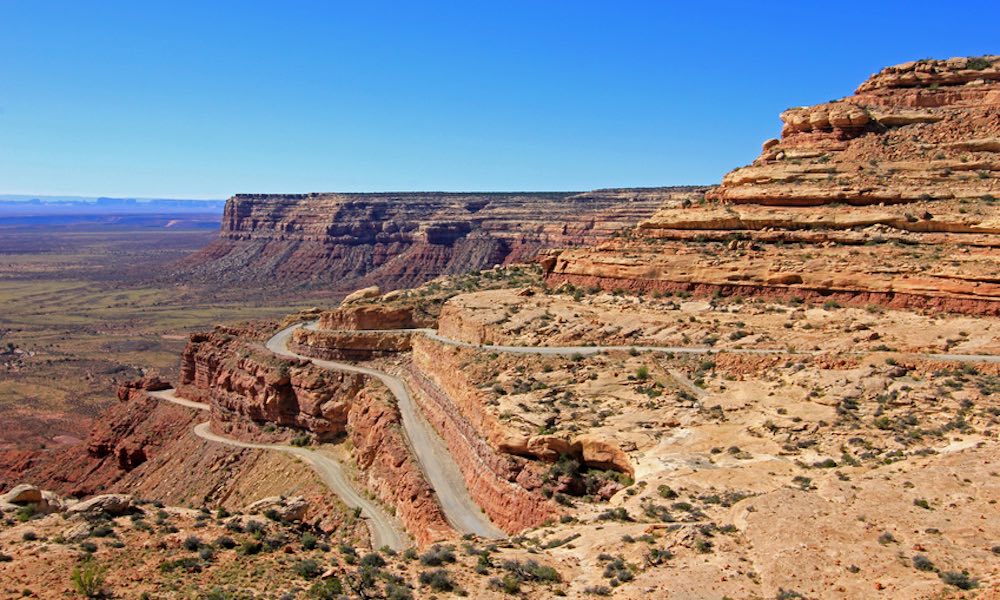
[548,56,1000,315]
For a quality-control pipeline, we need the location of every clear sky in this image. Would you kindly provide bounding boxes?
[1,1,997,198]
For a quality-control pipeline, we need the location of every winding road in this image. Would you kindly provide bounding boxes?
[267,325,505,539]
[148,319,996,551]
[300,322,1000,363]
[422,329,1000,363]
[146,388,409,551]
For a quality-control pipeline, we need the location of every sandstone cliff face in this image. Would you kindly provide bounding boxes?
[290,328,413,361]
[348,384,456,546]
[547,57,1000,315]
[408,337,560,532]
[175,189,685,293]
[177,326,455,545]
[179,328,362,440]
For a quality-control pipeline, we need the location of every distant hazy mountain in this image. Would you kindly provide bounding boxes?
[0,195,226,216]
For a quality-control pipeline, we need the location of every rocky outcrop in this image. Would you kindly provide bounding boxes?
[546,57,1000,315]
[348,384,456,546]
[290,328,414,361]
[713,56,999,207]
[407,337,571,532]
[116,376,171,402]
[175,189,689,293]
[179,326,455,544]
[244,495,309,522]
[317,304,428,331]
[178,328,363,440]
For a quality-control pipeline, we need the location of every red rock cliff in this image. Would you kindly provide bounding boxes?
[175,189,690,293]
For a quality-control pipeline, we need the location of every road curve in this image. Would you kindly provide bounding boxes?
[422,330,1000,363]
[267,325,505,539]
[301,322,1000,363]
[146,389,408,551]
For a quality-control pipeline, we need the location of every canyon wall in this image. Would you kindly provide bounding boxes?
[179,328,362,441]
[175,189,688,293]
[546,56,1000,315]
[347,384,456,545]
[177,327,454,545]
[407,336,562,532]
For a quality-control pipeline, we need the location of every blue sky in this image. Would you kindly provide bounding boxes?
[1,1,997,198]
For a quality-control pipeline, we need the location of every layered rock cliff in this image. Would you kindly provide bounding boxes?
[176,326,454,545]
[178,327,362,440]
[546,56,1000,315]
[176,189,685,293]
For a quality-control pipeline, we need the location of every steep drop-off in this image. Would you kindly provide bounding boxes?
[547,57,1000,315]
[177,326,454,545]
[176,189,687,293]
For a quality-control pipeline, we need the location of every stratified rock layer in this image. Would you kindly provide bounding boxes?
[177,325,454,545]
[547,57,1000,314]
[176,189,686,293]
[179,327,362,440]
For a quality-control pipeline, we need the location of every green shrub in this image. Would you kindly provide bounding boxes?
[384,582,413,600]
[238,540,263,555]
[912,554,934,572]
[307,577,344,599]
[419,544,456,566]
[182,535,202,551]
[966,57,992,70]
[159,556,202,573]
[301,532,318,550]
[939,570,977,590]
[15,505,36,523]
[71,559,106,598]
[290,433,312,447]
[419,569,454,592]
[294,559,322,579]
[360,552,386,569]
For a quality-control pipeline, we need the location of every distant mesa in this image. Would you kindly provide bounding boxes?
[174,188,701,293]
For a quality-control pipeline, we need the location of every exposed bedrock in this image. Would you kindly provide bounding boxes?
[407,336,637,531]
[404,358,558,533]
[317,305,428,331]
[177,326,453,544]
[711,56,1000,207]
[179,328,361,440]
[173,189,694,293]
[290,328,414,361]
[348,383,456,546]
[546,56,1000,315]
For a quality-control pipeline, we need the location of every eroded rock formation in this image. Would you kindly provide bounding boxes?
[175,189,687,293]
[348,384,456,545]
[547,56,1000,315]
[178,327,361,440]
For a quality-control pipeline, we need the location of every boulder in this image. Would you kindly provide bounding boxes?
[244,496,309,522]
[573,435,634,477]
[1,483,42,504]
[341,286,381,306]
[61,522,94,542]
[66,494,135,517]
